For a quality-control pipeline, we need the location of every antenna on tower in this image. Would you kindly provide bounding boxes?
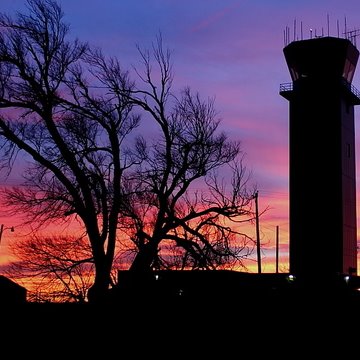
[284,25,291,46]
[345,15,347,38]
[344,28,360,47]
[327,13,330,36]
[283,15,360,46]
[288,26,291,43]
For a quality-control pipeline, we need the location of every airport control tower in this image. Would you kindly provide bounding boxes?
[280,35,360,285]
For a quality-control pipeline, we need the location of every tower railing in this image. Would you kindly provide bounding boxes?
[342,79,360,101]
[279,82,292,93]
[279,80,360,103]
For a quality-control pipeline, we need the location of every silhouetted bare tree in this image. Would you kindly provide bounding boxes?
[7,235,94,302]
[0,0,258,301]
[0,0,139,302]
[117,38,257,275]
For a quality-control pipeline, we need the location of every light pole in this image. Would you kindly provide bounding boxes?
[0,224,14,245]
[275,225,279,274]
[254,191,261,274]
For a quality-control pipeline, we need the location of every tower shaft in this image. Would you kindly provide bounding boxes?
[280,37,360,284]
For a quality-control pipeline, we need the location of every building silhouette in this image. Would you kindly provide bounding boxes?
[0,275,27,304]
[280,36,360,285]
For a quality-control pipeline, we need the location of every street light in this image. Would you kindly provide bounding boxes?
[0,224,14,245]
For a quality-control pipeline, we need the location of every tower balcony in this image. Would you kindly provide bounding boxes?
[279,79,360,104]
[279,82,293,100]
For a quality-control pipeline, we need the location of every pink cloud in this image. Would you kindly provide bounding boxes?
[189,3,242,33]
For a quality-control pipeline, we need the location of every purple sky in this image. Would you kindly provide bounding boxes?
[2,0,360,271]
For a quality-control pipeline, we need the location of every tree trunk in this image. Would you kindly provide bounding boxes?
[129,242,158,273]
[87,260,111,304]
[119,243,158,297]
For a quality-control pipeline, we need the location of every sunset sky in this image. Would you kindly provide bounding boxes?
[2,0,360,273]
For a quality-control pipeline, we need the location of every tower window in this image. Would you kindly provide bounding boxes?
[347,143,351,158]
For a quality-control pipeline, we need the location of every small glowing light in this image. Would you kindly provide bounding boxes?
[155,275,159,280]
[344,275,350,284]
[286,274,296,284]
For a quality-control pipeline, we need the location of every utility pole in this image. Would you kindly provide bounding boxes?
[0,224,4,245]
[275,225,279,273]
[254,191,261,273]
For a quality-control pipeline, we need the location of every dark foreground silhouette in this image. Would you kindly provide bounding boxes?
[2,276,359,357]
[6,271,360,322]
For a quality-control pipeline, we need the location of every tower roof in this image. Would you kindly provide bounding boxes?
[283,37,359,83]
